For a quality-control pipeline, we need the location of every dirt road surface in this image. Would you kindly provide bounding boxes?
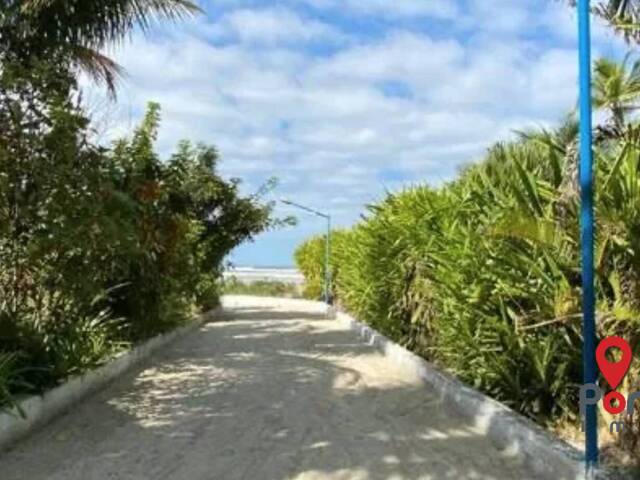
[0,296,537,479]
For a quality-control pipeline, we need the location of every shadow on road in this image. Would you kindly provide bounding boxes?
[0,300,537,480]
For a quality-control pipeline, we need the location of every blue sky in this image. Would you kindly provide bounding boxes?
[95,0,626,267]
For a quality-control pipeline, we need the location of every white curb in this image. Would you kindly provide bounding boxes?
[335,310,589,480]
[0,307,221,451]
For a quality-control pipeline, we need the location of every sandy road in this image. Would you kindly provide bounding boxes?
[0,296,536,479]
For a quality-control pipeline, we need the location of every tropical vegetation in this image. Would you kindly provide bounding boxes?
[1,0,200,92]
[222,278,302,298]
[0,1,277,410]
[595,0,640,42]
[296,53,640,462]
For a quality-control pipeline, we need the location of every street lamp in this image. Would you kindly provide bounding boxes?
[281,198,333,305]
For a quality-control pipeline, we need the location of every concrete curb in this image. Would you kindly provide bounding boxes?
[0,306,221,452]
[335,310,591,480]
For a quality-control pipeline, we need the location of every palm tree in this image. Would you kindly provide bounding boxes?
[593,55,640,131]
[594,0,640,42]
[1,0,201,92]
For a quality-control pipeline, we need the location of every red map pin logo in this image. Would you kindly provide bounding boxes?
[596,336,632,390]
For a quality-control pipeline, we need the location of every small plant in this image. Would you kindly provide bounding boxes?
[0,353,32,415]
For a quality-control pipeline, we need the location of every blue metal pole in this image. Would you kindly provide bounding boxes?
[577,0,598,471]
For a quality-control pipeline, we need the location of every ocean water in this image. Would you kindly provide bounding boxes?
[223,266,304,285]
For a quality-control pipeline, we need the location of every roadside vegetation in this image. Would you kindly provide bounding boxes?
[222,278,302,298]
[0,1,277,410]
[296,16,640,470]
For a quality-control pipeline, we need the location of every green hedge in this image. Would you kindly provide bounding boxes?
[296,124,640,438]
[0,61,274,409]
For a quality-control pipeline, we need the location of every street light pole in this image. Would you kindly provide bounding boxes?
[577,0,598,472]
[281,199,333,305]
[325,214,332,304]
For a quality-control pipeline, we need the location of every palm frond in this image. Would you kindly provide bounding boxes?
[594,0,640,42]
[20,0,201,48]
[6,0,201,95]
[70,45,126,96]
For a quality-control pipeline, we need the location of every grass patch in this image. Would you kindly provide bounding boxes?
[222,278,302,298]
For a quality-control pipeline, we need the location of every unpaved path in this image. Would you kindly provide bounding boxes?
[0,296,536,479]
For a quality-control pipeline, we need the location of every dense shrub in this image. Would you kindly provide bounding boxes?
[296,114,640,459]
[294,230,350,300]
[0,60,274,407]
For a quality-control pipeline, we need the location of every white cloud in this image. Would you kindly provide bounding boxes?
[102,30,583,213]
[305,0,459,19]
[202,0,458,19]
[210,7,346,45]
[308,32,464,86]
[88,0,627,264]
[461,0,531,34]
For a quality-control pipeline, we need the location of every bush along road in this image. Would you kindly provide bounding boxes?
[0,297,536,480]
